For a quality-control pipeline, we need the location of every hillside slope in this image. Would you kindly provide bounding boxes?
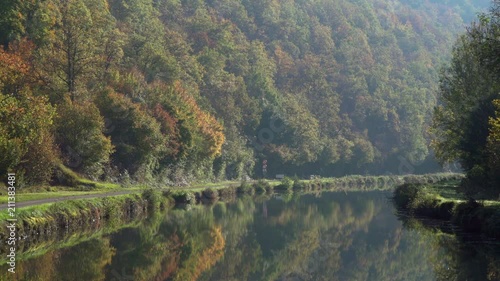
[0,0,489,185]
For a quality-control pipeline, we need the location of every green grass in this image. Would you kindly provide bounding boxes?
[0,171,462,209]
[0,190,169,239]
[425,179,465,201]
[0,186,144,204]
[56,164,122,189]
[0,190,169,263]
[392,180,500,238]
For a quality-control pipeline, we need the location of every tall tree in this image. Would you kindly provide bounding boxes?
[39,0,120,100]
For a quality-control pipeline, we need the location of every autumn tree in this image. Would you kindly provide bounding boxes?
[0,40,59,185]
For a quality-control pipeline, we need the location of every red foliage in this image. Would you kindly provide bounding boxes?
[152,103,181,157]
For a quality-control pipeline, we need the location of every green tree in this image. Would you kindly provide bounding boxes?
[55,97,113,178]
[39,0,120,99]
[0,40,59,185]
[431,10,500,197]
[96,88,165,181]
[0,0,26,45]
[487,99,500,191]
[0,91,58,185]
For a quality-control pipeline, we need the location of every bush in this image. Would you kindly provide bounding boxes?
[219,186,237,200]
[292,178,306,190]
[275,177,293,191]
[142,189,164,211]
[21,132,59,185]
[408,190,440,211]
[202,188,219,200]
[171,191,195,204]
[253,179,270,193]
[0,92,59,186]
[55,97,113,178]
[237,180,255,194]
[392,183,422,209]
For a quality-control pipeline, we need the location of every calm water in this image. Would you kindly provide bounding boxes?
[3,191,500,281]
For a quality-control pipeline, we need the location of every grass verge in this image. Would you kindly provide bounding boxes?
[0,189,171,254]
[392,182,500,239]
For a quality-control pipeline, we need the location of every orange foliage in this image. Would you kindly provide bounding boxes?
[190,226,226,281]
[0,39,37,93]
[196,107,225,157]
[171,81,225,158]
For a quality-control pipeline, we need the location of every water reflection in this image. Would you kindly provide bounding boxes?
[398,217,500,281]
[1,191,499,280]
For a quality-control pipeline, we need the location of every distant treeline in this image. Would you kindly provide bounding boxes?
[0,0,489,186]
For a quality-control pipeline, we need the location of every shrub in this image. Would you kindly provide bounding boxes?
[0,91,59,186]
[292,177,306,190]
[265,183,274,193]
[55,97,113,178]
[21,132,59,185]
[253,179,270,193]
[219,186,237,200]
[392,183,422,209]
[202,188,219,200]
[275,177,293,191]
[237,180,255,194]
[142,189,164,211]
[171,191,196,204]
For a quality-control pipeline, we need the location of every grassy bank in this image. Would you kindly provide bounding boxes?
[392,182,500,239]
[168,173,464,205]
[0,173,463,256]
[0,189,170,251]
[1,172,462,205]
[0,164,137,204]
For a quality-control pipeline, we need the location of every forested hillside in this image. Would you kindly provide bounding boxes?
[0,0,489,186]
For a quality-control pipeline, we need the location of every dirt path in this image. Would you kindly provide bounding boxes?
[0,190,139,211]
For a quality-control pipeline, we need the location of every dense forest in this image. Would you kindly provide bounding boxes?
[0,0,490,186]
[431,2,500,198]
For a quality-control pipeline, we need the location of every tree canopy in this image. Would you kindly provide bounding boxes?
[0,0,490,185]
[431,2,500,198]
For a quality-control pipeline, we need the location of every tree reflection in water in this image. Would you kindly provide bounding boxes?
[1,191,499,281]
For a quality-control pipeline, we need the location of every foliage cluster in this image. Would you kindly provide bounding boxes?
[431,2,500,199]
[0,0,489,186]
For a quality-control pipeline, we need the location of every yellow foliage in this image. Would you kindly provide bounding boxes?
[191,226,226,280]
[173,225,226,281]
[488,99,500,142]
[171,81,225,158]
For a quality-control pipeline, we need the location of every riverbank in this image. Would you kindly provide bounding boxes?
[1,172,463,206]
[0,173,463,254]
[0,189,169,247]
[392,182,500,239]
[169,173,464,205]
